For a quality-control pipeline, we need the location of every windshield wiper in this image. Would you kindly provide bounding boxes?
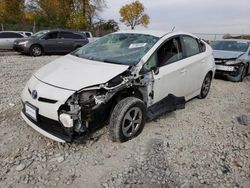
[103,59,123,65]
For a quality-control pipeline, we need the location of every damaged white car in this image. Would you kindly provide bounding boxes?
[21,31,215,143]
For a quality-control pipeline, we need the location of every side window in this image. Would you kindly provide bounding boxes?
[157,37,183,66]
[72,33,83,39]
[44,32,58,39]
[0,33,8,38]
[182,36,200,57]
[0,32,23,38]
[10,33,24,38]
[59,32,74,39]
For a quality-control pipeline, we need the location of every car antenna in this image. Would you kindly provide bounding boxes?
[171,27,175,32]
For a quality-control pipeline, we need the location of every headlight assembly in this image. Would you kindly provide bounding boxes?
[225,60,243,65]
[19,41,29,46]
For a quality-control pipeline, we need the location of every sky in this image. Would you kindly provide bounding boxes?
[100,0,250,35]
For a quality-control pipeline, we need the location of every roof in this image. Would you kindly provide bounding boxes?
[115,30,170,38]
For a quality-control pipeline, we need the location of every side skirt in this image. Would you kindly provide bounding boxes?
[147,94,185,121]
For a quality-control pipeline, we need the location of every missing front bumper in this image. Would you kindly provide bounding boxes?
[21,109,73,143]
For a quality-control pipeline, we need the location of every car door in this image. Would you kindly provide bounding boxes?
[41,31,60,53]
[58,31,75,52]
[150,36,190,103]
[180,35,208,98]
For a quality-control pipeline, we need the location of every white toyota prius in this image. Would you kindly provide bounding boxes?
[21,30,216,143]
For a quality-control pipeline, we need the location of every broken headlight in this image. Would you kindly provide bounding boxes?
[78,90,97,104]
[225,60,243,65]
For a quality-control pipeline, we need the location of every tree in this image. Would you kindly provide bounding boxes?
[0,0,25,24]
[93,19,119,36]
[119,0,149,30]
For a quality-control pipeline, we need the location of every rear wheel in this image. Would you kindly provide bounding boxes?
[198,73,212,99]
[109,97,146,142]
[30,45,42,56]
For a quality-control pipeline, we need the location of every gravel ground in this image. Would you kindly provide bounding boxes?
[0,52,250,188]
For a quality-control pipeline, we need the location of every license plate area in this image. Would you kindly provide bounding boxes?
[216,65,235,71]
[25,103,38,122]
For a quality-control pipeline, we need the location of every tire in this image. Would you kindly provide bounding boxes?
[226,64,247,82]
[198,73,212,99]
[30,45,43,57]
[109,97,146,142]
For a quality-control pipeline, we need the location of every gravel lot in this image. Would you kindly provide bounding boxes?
[0,52,250,188]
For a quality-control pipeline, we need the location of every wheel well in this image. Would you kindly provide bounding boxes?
[207,70,213,78]
[30,44,43,52]
[106,88,144,121]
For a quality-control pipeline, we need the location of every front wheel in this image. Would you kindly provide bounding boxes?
[30,45,42,57]
[198,73,212,99]
[109,97,146,142]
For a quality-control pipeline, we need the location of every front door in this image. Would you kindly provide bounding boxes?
[152,36,189,103]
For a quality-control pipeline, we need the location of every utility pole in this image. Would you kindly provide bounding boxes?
[1,24,3,31]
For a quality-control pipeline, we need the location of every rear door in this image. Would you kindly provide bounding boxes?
[180,35,207,97]
[58,31,75,52]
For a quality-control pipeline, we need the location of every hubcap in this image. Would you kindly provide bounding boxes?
[122,107,142,137]
[32,47,41,56]
[202,76,211,95]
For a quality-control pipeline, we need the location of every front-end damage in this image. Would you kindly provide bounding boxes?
[57,66,154,141]
[215,58,247,81]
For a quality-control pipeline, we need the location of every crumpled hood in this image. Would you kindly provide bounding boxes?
[213,50,244,59]
[34,55,129,91]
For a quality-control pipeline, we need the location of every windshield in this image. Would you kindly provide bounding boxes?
[72,33,159,65]
[212,40,250,52]
[30,30,49,38]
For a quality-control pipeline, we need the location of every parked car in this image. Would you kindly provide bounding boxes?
[21,31,215,143]
[0,31,26,50]
[13,30,89,56]
[18,31,33,37]
[80,31,94,42]
[212,39,250,82]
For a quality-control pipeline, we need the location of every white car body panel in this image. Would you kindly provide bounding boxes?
[21,75,75,120]
[34,55,129,91]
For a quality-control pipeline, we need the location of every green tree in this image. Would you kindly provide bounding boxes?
[119,0,149,30]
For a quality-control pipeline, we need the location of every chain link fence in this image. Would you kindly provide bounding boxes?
[1,23,249,39]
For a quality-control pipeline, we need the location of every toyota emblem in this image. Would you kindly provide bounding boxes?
[31,90,38,99]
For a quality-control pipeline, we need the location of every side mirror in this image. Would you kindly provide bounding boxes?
[152,67,159,75]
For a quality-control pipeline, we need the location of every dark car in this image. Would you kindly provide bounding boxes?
[13,30,89,56]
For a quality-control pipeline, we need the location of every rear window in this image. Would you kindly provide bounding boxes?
[182,36,200,57]
[212,41,250,52]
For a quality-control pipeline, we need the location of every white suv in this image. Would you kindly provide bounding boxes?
[21,31,215,143]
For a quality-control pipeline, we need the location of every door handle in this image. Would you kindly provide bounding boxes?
[180,69,187,74]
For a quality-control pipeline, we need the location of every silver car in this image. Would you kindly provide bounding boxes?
[0,31,26,50]
[212,39,250,82]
